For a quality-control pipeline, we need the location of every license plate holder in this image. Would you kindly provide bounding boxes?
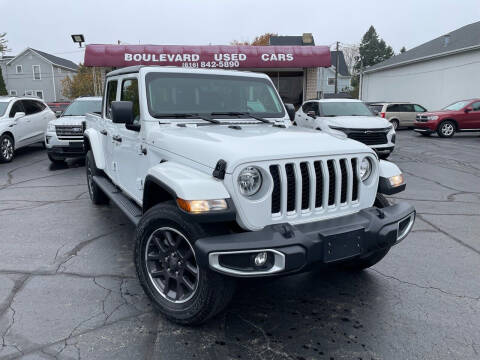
[323,230,363,263]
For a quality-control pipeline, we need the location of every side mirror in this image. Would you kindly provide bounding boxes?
[55,110,62,118]
[14,112,26,120]
[284,103,296,122]
[111,101,133,124]
[465,107,473,113]
[307,110,317,119]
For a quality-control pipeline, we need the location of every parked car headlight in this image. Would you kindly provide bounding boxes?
[238,166,262,196]
[47,122,55,132]
[426,115,438,121]
[359,158,372,181]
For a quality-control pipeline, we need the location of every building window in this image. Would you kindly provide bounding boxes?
[10,90,17,96]
[16,65,23,74]
[25,90,34,96]
[328,78,336,86]
[58,67,62,73]
[35,91,43,99]
[33,65,41,80]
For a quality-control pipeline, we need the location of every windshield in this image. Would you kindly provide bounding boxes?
[0,102,8,117]
[443,100,470,111]
[63,100,101,116]
[319,102,374,117]
[145,73,284,119]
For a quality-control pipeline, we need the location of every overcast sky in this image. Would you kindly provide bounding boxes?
[2,0,479,64]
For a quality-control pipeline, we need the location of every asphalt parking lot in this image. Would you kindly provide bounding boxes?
[0,130,479,360]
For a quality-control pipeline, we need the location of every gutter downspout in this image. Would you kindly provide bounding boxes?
[51,64,57,101]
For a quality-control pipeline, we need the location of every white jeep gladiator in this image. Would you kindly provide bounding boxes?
[84,66,415,325]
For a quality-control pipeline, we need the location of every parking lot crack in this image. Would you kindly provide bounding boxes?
[372,269,480,301]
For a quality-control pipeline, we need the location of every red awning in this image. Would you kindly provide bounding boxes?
[84,44,331,69]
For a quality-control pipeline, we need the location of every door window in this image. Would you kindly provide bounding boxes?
[9,101,25,117]
[22,100,44,115]
[120,78,140,124]
[402,104,415,112]
[414,104,427,112]
[471,102,480,111]
[302,102,313,113]
[105,80,118,119]
[386,104,400,112]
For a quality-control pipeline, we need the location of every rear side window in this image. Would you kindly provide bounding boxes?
[9,101,25,117]
[21,100,44,115]
[386,104,399,112]
[403,104,414,112]
[121,78,140,124]
[369,105,383,113]
[105,80,118,119]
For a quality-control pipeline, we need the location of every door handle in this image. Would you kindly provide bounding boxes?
[100,129,107,136]
[140,145,147,155]
[112,135,122,143]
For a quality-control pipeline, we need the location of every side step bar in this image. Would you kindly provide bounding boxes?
[93,176,142,225]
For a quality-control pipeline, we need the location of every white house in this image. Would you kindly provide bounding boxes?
[360,21,480,111]
[317,51,352,97]
[0,48,78,102]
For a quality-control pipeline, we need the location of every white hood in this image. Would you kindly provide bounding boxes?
[148,124,374,172]
[50,115,86,126]
[321,116,391,129]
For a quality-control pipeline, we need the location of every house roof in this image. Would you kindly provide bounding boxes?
[269,35,315,46]
[365,21,480,73]
[6,48,79,71]
[330,51,350,76]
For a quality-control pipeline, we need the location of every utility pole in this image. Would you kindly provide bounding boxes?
[334,41,339,94]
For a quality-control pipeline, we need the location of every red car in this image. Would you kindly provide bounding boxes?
[414,99,480,137]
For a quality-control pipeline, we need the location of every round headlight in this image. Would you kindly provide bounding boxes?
[238,166,262,196]
[359,158,372,181]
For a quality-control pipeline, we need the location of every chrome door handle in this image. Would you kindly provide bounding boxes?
[100,129,107,136]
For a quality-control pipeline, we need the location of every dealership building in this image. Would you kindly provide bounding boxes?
[84,34,334,107]
[361,21,480,110]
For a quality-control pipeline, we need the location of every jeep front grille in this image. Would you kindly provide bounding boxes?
[269,158,360,216]
[55,125,84,140]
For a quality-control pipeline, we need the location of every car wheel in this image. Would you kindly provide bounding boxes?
[85,150,109,205]
[0,134,15,163]
[390,119,399,130]
[47,153,65,164]
[437,120,456,138]
[135,202,236,325]
[338,194,391,271]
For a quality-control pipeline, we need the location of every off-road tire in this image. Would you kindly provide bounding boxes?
[437,120,456,138]
[0,134,15,163]
[48,153,65,164]
[339,194,391,271]
[85,150,109,205]
[135,202,236,325]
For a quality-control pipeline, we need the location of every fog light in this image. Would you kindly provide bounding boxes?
[254,252,268,267]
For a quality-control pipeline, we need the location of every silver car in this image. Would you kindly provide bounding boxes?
[369,102,428,129]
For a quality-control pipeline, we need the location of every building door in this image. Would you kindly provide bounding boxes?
[266,71,304,107]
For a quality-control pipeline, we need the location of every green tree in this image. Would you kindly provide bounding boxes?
[400,46,407,53]
[0,68,7,96]
[61,64,102,99]
[351,26,394,98]
[0,33,10,55]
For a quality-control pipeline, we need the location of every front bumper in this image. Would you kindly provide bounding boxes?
[413,122,437,133]
[45,132,84,159]
[195,201,415,277]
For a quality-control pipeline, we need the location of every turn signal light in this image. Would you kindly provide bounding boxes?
[177,198,228,213]
[389,174,405,187]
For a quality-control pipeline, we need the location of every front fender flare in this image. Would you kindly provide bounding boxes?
[84,129,105,170]
[147,162,230,201]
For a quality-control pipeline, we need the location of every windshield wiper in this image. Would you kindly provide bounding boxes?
[210,112,272,124]
[153,113,220,124]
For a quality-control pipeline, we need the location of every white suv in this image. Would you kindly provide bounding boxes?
[45,96,102,163]
[295,99,396,159]
[0,96,56,163]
